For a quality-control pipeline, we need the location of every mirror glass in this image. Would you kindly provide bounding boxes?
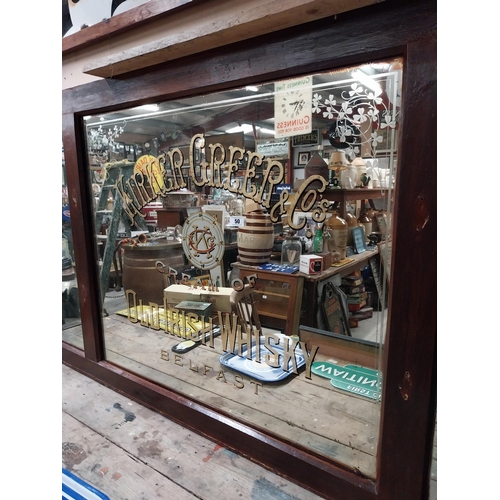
[71,58,402,477]
[62,149,83,348]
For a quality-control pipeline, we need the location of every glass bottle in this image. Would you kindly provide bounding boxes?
[281,235,302,266]
[313,224,324,253]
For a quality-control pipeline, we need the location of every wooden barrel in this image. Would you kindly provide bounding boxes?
[237,211,275,266]
[122,241,185,304]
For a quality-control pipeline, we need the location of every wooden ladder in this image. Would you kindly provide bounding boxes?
[95,161,148,302]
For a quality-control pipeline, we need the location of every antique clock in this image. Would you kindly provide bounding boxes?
[278,90,307,119]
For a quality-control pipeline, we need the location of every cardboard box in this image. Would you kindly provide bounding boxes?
[342,284,366,295]
[300,254,323,274]
[348,302,366,312]
[346,292,368,304]
[350,306,374,320]
[341,275,363,287]
[164,284,233,312]
[318,251,332,269]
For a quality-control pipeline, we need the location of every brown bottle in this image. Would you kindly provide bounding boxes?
[324,210,348,259]
[344,209,358,247]
[357,211,373,240]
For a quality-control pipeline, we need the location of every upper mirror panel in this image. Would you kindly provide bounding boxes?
[85,60,400,165]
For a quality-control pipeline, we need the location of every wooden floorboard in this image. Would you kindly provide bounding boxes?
[103,313,379,466]
[62,364,326,500]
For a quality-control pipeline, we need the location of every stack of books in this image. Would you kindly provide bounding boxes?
[341,273,374,328]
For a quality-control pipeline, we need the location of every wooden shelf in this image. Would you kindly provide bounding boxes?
[303,248,378,282]
[322,188,389,219]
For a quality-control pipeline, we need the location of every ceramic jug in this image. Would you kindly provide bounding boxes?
[324,211,348,259]
[344,209,358,247]
[340,164,357,189]
[237,210,274,266]
[351,157,367,187]
[358,212,373,240]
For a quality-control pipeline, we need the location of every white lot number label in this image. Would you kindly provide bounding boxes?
[229,216,246,227]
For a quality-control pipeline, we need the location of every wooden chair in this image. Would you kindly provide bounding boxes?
[230,284,263,338]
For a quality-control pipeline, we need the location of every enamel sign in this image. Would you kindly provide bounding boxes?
[311,362,381,400]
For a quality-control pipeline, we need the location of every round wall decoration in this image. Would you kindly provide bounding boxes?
[181,212,225,270]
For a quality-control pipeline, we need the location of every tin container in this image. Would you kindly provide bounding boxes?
[175,301,213,320]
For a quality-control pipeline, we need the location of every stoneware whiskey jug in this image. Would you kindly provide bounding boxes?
[237,210,274,266]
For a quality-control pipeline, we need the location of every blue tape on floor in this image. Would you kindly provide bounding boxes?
[62,468,110,500]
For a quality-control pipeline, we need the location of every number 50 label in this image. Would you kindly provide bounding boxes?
[229,216,246,227]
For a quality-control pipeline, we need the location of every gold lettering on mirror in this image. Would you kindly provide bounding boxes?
[249,380,263,395]
[124,274,331,396]
[159,352,260,394]
[112,132,334,230]
[206,143,225,188]
[166,148,186,190]
[240,151,261,198]
[224,145,245,193]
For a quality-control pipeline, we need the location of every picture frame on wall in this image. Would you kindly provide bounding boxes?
[352,226,366,254]
[204,207,225,229]
[292,130,320,147]
[298,152,310,165]
[186,206,202,217]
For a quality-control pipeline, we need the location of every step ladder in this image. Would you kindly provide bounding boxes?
[95,161,148,302]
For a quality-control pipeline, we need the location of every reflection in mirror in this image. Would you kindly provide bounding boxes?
[62,150,83,349]
[78,58,401,478]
